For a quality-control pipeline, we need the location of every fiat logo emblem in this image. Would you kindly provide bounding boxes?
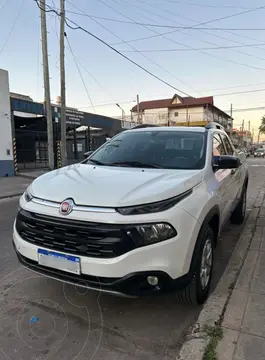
[59,199,74,215]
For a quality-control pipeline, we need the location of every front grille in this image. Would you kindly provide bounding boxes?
[16,210,136,258]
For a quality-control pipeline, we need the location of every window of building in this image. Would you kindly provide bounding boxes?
[174,112,179,117]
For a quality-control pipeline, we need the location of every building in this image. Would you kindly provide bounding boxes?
[0,69,13,176]
[131,94,233,134]
[231,129,252,149]
[0,68,134,176]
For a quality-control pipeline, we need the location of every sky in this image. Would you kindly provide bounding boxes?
[1,0,265,139]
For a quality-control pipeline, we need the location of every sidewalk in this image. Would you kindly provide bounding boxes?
[19,169,48,179]
[0,176,33,199]
[0,169,48,199]
[217,203,265,359]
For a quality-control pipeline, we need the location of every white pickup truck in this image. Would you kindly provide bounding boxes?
[13,122,248,305]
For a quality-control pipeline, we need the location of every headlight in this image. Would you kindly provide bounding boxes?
[136,223,176,245]
[116,189,193,215]
[126,223,177,246]
[254,153,257,155]
[24,189,33,202]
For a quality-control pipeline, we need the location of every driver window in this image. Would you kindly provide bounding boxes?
[213,134,226,164]
[220,134,234,155]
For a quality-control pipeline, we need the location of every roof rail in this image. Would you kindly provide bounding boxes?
[205,122,225,131]
[131,124,159,129]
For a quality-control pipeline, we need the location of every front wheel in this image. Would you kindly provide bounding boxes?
[177,226,214,305]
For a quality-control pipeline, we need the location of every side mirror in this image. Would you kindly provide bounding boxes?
[84,150,94,158]
[214,155,241,170]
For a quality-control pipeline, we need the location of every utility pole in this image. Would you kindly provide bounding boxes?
[60,0,67,167]
[137,94,140,123]
[241,119,244,148]
[230,104,233,131]
[40,0,54,170]
[258,130,261,144]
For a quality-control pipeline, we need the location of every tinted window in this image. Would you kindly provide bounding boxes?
[220,134,234,155]
[89,130,206,170]
[213,134,226,164]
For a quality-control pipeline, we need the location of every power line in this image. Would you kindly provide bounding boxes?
[76,60,115,100]
[145,87,265,101]
[49,8,115,106]
[65,35,95,113]
[134,0,265,62]
[214,88,265,97]
[46,7,265,30]
[111,4,265,45]
[203,82,265,92]
[39,2,265,31]
[109,0,265,71]
[76,100,265,114]
[152,0,265,56]
[35,0,193,96]
[62,0,196,96]
[0,0,24,57]
[35,1,265,102]
[0,0,8,14]
[160,0,253,10]
[121,43,265,53]
[66,0,200,95]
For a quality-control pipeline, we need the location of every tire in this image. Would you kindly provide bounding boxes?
[230,186,247,224]
[177,226,214,305]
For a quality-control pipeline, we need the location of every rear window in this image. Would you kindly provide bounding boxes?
[89,130,207,170]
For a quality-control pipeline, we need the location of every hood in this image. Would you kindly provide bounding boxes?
[30,164,203,207]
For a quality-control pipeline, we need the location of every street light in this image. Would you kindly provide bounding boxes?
[116,103,125,120]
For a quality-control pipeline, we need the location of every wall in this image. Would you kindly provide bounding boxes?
[131,105,232,132]
[131,106,207,125]
[141,108,168,124]
[168,106,206,125]
[0,69,14,176]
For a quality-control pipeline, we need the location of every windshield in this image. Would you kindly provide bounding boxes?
[88,130,206,169]
[257,149,264,152]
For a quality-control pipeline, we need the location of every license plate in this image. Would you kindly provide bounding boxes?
[38,249,81,275]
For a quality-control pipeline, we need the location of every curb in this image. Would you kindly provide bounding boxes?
[177,191,263,360]
[16,174,38,180]
[0,192,23,200]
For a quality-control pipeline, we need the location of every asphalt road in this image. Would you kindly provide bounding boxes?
[0,158,265,360]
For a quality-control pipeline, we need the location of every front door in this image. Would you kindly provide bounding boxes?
[212,133,236,226]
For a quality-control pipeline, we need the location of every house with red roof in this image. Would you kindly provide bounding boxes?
[131,94,233,134]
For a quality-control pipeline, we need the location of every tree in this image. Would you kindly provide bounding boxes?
[259,115,265,134]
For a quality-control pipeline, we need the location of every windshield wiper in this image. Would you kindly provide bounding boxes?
[109,161,163,168]
[87,159,106,165]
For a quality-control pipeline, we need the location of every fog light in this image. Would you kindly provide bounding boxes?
[147,276,159,286]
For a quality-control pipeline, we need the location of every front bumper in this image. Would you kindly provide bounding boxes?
[13,240,192,296]
[13,197,201,296]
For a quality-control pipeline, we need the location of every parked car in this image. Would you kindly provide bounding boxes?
[13,123,248,305]
[254,148,265,157]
